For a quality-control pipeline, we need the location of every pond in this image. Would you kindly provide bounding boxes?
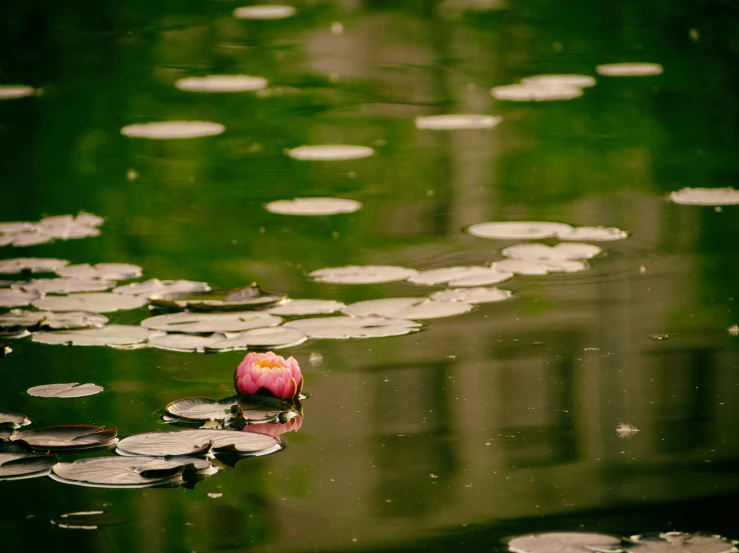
[2,0,739,551]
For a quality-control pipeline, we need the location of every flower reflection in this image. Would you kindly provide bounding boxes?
[244,415,303,441]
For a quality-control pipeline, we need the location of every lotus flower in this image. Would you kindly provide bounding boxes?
[244,415,303,441]
[234,351,302,399]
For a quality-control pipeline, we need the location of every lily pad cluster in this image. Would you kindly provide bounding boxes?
[507,532,736,553]
[0,214,104,248]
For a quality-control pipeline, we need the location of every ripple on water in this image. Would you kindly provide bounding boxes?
[120,121,225,139]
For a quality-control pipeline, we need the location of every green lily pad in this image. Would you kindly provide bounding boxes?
[237,395,297,423]
[342,297,473,320]
[113,278,210,297]
[165,397,239,422]
[38,214,103,240]
[149,326,307,353]
[27,382,104,398]
[509,533,622,553]
[555,226,628,241]
[0,450,57,480]
[12,278,115,294]
[623,533,735,553]
[502,242,601,260]
[0,258,69,274]
[32,293,148,313]
[495,258,588,275]
[467,221,574,240]
[141,312,281,334]
[32,325,160,347]
[284,316,421,339]
[115,429,281,457]
[11,425,118,450]
[56,263,143,280]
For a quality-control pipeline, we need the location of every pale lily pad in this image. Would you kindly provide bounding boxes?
[175,75,268,93]
[0,222,35,233]
[11,425,117,450]
[141,312,281,333]
[0,412,31,429]
[113,279,211,297]
[0,451,57,480]
[0,288,41,307]
[0,310,108,331]
[237,396,297,423]
[521,75,597,88]
[624,533,735,553]
[165,397,239,422]
[596,62,663,76]
[491,83,583,101]
[0,258,69,274]
[309,265,418,284]
[115,429,282,457]
[32,325,160,347]
[233,4,296,19]
[265,299,346,315]
[555,226,628,241]
[407,266,513,287]
[27,382,104,398]
[56,263,143,280]
[343,297,473,320]
[265,197,362,216]
[0,85,35,100]
[415,114,502,130]
[150,283,285,311]
[38,214,103,240]
[668,187,739,206]
[496,258,588,275]
[149,326,307,353]
[32,293,148,312]
[147,333,219,353]
[508,532,622,553]
[12,278,115,294]
[502,242,602,260]
[284,316,421,339]
[287,145,375,161]
[430,287,512,304]
[51,456,214,488]
[467,221,574,240]
[2,229,55,246]
[121,121,225,139]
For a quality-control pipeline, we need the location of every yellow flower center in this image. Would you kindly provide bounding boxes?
[256,359,284,370]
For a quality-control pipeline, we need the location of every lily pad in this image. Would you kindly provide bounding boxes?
[51,456,214,488]
[115,429,282,457]
[150,283,285,311]
[502,242,602,260]
[141,311,281,333]
[467,221,573,240]
[233,4,296,19]
[496,258,588,275]
[407,266,513,287]
[668,187,739,206]
[343,297,473,320]
[521,75,597,88]
[113,278,211,297]
[0,258,69,274]
[265,197,362,216]
[12,278,115,294]
[166,397,239,422]
[309,265,418,284]
[555,226,628,241]
[0,288,41,308]
[623,533,735,553]
[1,229,55,246]
[415,114,502,130]
[0,451,57,480]
[149,326,307,353]
[175,75,268,93]
[265,299,346,315]
[491,83,583,101]
[284,316,421,339]
[430,287,512,304]
[32,325,160,347]
[121,121,225,139]
[509,533,622,553]
[596,62,663,76]
[287,145,375,161]
[32,293,148,312]
[237,396,297,423]
[11,425,117,450]
[0,412,31,428]
[56,263,143,280]
[38,214,103,240]
[0,85,36,100]
[27,382,104,398]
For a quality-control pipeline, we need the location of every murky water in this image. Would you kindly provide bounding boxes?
[2,0,739,551]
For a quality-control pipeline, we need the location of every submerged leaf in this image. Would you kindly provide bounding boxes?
[115,429,282,457]
[284,316,421,339]
[27,382,104,398]
[11,425,117,450]
[32,293,148,313]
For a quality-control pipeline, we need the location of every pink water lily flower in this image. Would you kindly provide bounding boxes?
[234,351,303,399]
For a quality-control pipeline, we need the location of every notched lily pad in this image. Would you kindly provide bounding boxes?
[265,197,362,216]
[508,532,623,553]
[32,325,160,347]
[11,425,117,450]
[32,293,148,313]
[56,263,143,281]
[141,311,281,334]
[343,297,473,320]
[166,397,240,422]
[284,316,421,339]
[0,450,57,480]
[668,187,739,206]
[12,278,115,294]
[0,288,42,308]
[121,121,225,139]
[265,299,346,315]
[115,429,282,457]
[309,265,418,284]
[0,411,31,429]
[113,278,211,297]
[150,283,285,311]
[407,266,513,287]
[0,258,69,274]
[430,287,512,304]
[27,382,104,398]
[287,145,375,161]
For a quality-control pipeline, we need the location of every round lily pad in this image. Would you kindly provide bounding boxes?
[11,425,117,450]
[32,325,160,347]
[0,258,69,274]
[265,299,346,315]
[284,316,421,339]
[623,533,735,553]
[0,451,57,480]
[51,456,214,488]
[265,197,362,216]
[496,258,588,275]
[32,293,148,312]
[165,397,239,422]
[467,221,573,240]
[1,230,55,247]
[502,242,602,260]
[115,429,282,457]
[113,278,211,296]
[149,326,307,353]
[121,121,225,139]
[415,114,502,130]
[0,85,36,100]
[407,266,513,287]
[555,226,628,241]
[12,278,115,294]
[491,83,583,101]
[287,145,375,161]
[27,382,104,398]
[521,75,596,88]
[38,214,103,239]
[668,187,739,206]
[0,288,41,308]
[237,396,297,423]
[175,75,268,93]
[56,263,143,280]
[0,310,105,332]
[0,411,31,428]
[141,312,281,333]
[509,533,622,553]
[233,4,296,19]
[342,297,473,320]
[596,62,663,76]
[309,265,418,284]
[430,287,512,304]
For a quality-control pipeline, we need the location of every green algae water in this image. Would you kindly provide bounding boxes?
[2,0,739,551]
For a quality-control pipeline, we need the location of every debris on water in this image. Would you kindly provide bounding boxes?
[127,169,138,181]
[331,22,344,35]
[649,334,670,341]
[309,352,324,366]
[616,423,640,438]
[207,492,223,499]
[728,324,739,336]
[640,265,647,274]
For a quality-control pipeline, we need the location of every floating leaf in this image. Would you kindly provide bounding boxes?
[150,283,285,311]
[2,229,55,246]
[121,121,225,139]
[113,278,211,297]
[415,114,502,130]
[624,533,735,553]
[668,188,739,206]
[0,289,41,308]
[0,412,31,429]
[467,221,573,240]
[141,311,281,333]
[496,258,588,275]
[0,450,57,480]
[596,62,663,76]
[51,456,214,488]
[430,287,512,304]
[12,278,115,294]
[0,85,36,100]
[287,145,375,161]
[233,5,297,19]
[32,325,160,347]
[0,222,35,233]
[32,293,147,313]
[502,242,601,260]
[309,265,418,284]
[37,214,103,240]
[407,266,513,287]
[175,75,268,93]
[11,425,117,450]
[27,382,104,398]
[284,316,421,339]
[343,297,473,320]
[149,326,307,353]
[265,197,362,216]
[237,396,297,423]
[0,258,69,274]
[265,299,346,315]
[555,226,628,241]
[508,533,623,553]
[56,263,143,280]
[116,429,282,457]
[491,83,583,101]
[521,74,597,88]
[165,397,239,422]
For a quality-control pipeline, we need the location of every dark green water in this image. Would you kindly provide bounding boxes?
[2,0,739,551]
